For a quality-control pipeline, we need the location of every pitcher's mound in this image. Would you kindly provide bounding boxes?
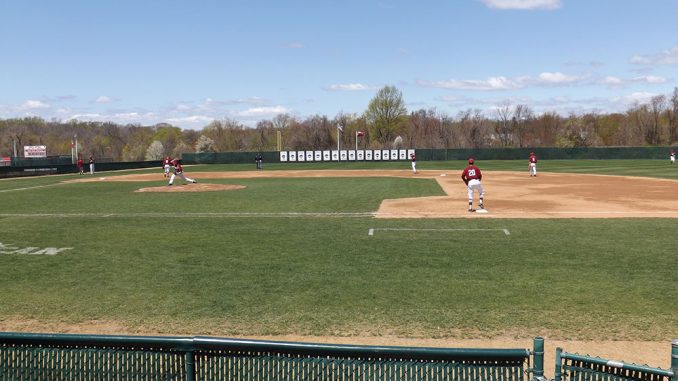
[136,184,246,193]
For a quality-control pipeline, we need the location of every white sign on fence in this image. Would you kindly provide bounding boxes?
[24,145,47,158]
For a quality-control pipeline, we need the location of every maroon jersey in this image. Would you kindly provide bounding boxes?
[76,159,84,168]
[529,155,537,163]
[410,154,416,162]
[461,165,482,183]
[174,163,183,174]
[164,157,171,165]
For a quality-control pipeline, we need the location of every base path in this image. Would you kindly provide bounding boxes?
[76,169,678,218]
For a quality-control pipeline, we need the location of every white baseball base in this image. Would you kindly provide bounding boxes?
[475,209,488,213]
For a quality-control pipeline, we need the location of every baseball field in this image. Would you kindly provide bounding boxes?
[0,159,676,370]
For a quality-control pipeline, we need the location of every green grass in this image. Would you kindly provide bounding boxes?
[0,160,676,340]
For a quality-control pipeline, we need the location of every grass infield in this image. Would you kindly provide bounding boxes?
[0,159,676,340]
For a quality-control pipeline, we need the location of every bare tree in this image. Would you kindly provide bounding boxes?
[648,95,666,145]
[512,104,533,148]
[494,102,514,147]
[457,109,488,148]
[667,88,678,144]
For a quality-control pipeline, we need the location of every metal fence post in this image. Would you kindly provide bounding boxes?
[185,351,195,381]
[671,339,677,380]
[554,347,563,381]
[533,337,544,381]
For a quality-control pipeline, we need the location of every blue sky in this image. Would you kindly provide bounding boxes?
[1,0,677,129]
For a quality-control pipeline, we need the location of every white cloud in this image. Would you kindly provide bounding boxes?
[419,72,595,91]
[238,106,291,117]
[631,46,678,65]
[600,75,667,88]
[601,76,624,87]
[21,100,50,110]
[166,115,214,124]
[618,92,659,105]
[95,95,115,103]
[418,76,524,90]
[327,83,372,91]
[535,72,582,85]
[479,0,562,10]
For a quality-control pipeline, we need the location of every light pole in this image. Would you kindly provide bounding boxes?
[336,124,343,161]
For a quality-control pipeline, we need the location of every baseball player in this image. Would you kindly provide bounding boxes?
[76,157,84,175]
[671,149,675,164]
[163,156,172,177]
[461,158,484,212]
[410,153,417,174]
[168,159,197,186]
[528,152,538,176]
[88,156,95,175]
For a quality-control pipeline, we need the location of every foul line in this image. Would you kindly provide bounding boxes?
[0,183,65,193]
[368,228,511,236]
[0,212,377,219]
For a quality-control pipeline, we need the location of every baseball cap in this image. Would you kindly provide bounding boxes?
[468,158,474,164]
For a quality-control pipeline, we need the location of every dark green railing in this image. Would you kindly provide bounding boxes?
[2,333,675,381]
[554,340,677,381]
[0,332,534,381]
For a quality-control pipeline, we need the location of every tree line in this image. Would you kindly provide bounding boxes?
[2,86,677,161]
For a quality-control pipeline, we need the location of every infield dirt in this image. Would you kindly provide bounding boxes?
[77,169,678,219]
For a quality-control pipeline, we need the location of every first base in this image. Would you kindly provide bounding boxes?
[475,209,488,213]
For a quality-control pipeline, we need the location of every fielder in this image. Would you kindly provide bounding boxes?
[163,156,172,177]
[528,152,538,176]
[461,158,484,212]
[671,150,675,165]
[168,159,197,186]
[410,153,417,174]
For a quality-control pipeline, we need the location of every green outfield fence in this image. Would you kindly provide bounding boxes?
[183,146,676,164]
[0,334,675,381]
[0,332,533,381]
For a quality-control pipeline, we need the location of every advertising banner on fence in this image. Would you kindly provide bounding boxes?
[24,145,47,158]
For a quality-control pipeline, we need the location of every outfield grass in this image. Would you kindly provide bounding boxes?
[0,160,676,340]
